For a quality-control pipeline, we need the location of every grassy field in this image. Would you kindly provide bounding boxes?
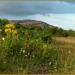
[51,37,75,74]
[0,22,75,74]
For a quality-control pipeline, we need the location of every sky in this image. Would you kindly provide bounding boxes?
[0,0,75,30]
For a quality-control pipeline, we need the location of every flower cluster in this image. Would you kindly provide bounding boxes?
[4,23,17,35]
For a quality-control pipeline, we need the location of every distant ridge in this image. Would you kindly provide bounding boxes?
[11,20,49,27]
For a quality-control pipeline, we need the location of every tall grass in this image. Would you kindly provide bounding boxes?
[0,23,75,74]
[52,37,75,74]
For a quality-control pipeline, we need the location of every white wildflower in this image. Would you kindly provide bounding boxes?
[25,55,27,57]
[2,37,5,40]
[28,52,30,55]
[54,66,57,69]
[49,62,52,65]
[22,50,25,53]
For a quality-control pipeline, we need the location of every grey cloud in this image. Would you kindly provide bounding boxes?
[0,1,75,17]
[0,2,53,16]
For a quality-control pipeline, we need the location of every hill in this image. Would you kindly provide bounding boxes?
[11,20,49,28]
[10,19,75,37]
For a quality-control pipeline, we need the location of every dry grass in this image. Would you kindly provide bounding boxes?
[51,37,75,74]
[53,37,75,44]
[52,37,75,49]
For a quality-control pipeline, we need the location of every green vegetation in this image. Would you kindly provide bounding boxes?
[0,19,75,74]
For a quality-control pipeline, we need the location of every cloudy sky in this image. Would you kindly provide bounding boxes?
[0,0,75,30]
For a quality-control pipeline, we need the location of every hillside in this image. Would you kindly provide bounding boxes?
[10,19,75,37]
[11,20,49,28]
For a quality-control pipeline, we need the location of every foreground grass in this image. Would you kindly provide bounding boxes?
[1,35,75,74]
[0,23,75,74]
[51,37,75,74]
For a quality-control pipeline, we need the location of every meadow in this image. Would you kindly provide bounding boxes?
[52,37,75,74]
[0,19,75,74]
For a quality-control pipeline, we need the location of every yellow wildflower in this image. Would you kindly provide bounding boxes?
[12,30,17,35]
[4,23,17,35]
[5,28,12,33]
[5,24,15,29]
